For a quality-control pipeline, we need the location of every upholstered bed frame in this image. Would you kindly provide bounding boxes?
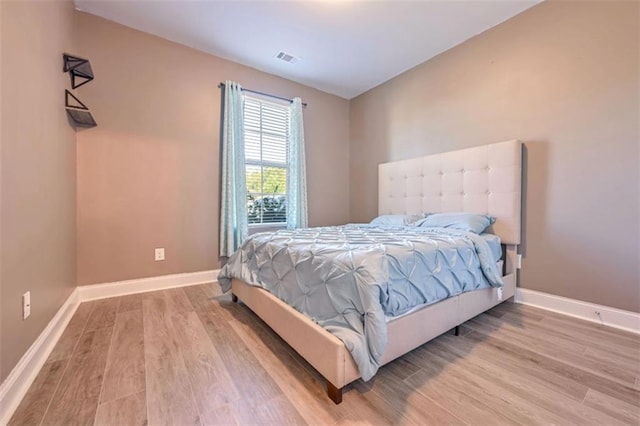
[230,140,522,403]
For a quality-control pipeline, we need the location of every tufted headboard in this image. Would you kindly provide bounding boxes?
[378,140,522,245]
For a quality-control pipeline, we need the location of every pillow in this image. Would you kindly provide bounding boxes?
[413,213,496,234]
[370,214,424,226]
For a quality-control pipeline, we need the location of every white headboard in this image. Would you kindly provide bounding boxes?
[378,140,522,245]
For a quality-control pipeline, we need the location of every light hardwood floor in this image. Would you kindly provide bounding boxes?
[9,283,640,425]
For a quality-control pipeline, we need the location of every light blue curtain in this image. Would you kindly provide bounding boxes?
[220,81,248,257]
[286,98,308,229]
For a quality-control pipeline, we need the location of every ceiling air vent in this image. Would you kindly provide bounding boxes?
[275,51,300,64]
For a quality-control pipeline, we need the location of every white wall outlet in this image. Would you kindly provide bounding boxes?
[516,254,522,269]
[155,248,165,261]
[23,291,31,320]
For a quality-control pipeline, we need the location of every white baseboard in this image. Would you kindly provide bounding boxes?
[78,269,220,301]
[515,288,640,334]
[0,288,80,425]
[0,269,219,424]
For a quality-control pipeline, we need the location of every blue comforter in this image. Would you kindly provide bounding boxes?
[218,224,502,380]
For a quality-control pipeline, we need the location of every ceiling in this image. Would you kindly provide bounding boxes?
[75,0,540,99]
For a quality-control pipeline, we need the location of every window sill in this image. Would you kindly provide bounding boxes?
[248,223,286,235]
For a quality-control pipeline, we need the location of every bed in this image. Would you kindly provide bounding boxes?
[220,139,522,403]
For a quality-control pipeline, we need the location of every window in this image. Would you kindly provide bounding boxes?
[244,95,290,225]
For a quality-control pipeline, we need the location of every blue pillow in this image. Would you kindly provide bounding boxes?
[414,213,496,234]
[370,214,424,226]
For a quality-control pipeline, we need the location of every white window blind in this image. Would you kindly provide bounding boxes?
[244,95,290,225]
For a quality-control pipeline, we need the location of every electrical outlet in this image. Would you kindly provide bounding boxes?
[155,248,165,261]
[23,292,31,320]
[516,254,522,269]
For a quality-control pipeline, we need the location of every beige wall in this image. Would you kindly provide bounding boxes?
[75,13,350,285]
[0,0,77,382]
[350,1,639,312]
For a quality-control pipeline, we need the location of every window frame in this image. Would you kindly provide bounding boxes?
[243,93,291,228]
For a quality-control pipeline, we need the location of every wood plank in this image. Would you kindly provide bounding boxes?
[8,360,67,426]
[423,335,623,425]
[444,331,590,402]
[226,299,353,419]
[500,310,640,363]
[405,347,541,425]
[470,312,590,354]
[41,327,114,425]
[192,404,239,426]
[538,310,640,344]
[467,315,639,387]
[582,346,640,377]
[94,391,147,426]
[353,363,468,425]
[47,301,95,362]
[228,316,346,425]
[233,393,307,425]
[171,309,243,424]
[464,330,640,408]
[196,307,284,407]
[500,302,586,323]
[405,344,570,425]
[333,387,402,426]
[142,291,201,426]
[583,388,640,425]
[183,283,217,312]
[228,293,333,371]
[379,356,422,381]
[163,287,195,312]
[466,314,638,386]
[402,366,514,426]
[200,281,224,298]
[226,297,307,368]
[117,293,143,313]
[84,297,120,331]
[100,309,145,403]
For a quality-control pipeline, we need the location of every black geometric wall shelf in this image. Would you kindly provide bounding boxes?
[66,108,97,129]
[63,54,97,130]
[62,53,85,71]
[65,89,88,110]
[63,53,94,89]
[64,89,96,129]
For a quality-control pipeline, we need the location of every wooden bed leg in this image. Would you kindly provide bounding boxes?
[231,293,238,303]
[327,381,343,404]
[454,325,460,336]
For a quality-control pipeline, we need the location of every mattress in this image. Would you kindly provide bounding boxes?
[218,224,502,381]
[386,257,504,324]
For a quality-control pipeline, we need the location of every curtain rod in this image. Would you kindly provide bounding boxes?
[217,82,307,108]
